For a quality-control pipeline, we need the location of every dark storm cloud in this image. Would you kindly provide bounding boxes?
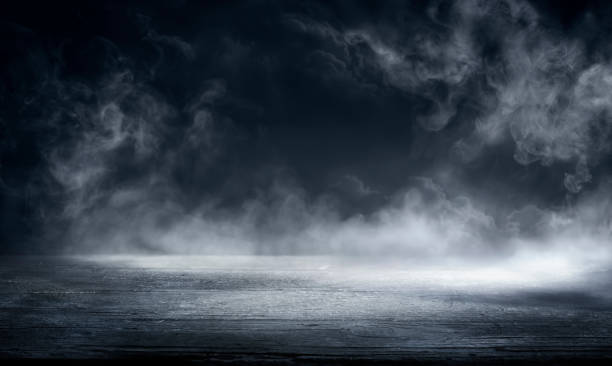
[1,0,612,261]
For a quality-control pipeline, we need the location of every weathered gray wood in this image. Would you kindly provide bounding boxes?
[1,256,612,363]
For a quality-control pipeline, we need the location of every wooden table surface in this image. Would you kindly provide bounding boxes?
[1,255,612,364]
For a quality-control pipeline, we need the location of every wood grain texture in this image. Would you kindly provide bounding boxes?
[1,256,612,364]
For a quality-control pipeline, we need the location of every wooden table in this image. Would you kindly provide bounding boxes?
[1,255,612,364]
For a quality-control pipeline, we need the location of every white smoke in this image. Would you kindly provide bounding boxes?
[48,72,168,218]
[38,0,612,271]
[287,0,612,194]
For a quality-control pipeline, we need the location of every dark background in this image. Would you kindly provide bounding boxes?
[2,0,612,254]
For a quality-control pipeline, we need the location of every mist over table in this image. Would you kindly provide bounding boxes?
[4,1,612,363]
